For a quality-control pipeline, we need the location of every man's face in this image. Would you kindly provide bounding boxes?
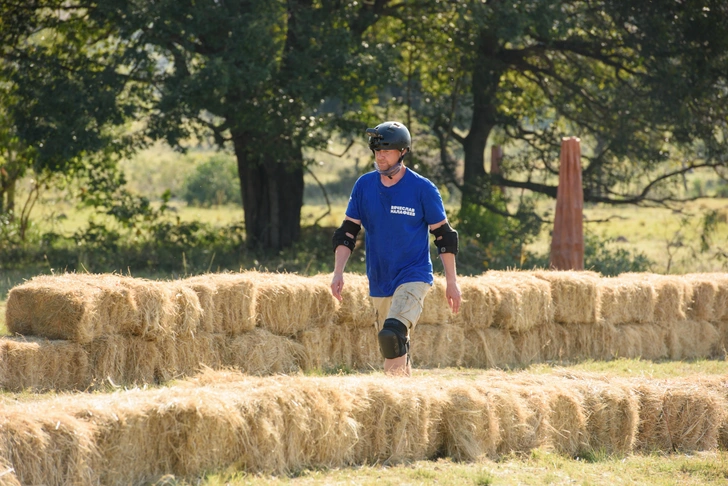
[374,149,401,171]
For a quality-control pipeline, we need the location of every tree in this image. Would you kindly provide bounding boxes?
[383,0,728,213]
[3,0,400,250]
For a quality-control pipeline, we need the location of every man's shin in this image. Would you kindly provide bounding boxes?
[384,355,411,376]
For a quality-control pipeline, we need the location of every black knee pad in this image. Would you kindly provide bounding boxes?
[378,318,409,359]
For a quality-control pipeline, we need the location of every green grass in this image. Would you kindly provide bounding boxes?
[192,452,728,486]
[528,198,728,274]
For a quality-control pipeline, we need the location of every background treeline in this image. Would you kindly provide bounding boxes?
[1,0,728,279]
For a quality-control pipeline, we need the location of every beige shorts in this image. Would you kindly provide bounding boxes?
[372,281,431,334]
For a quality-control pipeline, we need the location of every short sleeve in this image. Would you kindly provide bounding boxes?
[345,177,362,221]
[422,180,447,225]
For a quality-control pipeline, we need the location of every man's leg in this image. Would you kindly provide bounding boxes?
[373,282,430,376]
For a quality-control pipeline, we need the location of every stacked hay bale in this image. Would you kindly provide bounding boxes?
[1,272,306,391]
[0,368,725,485]
[3,271,728,391]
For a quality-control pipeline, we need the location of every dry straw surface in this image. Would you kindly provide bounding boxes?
[3,271,728,391]
[255,272,335,336]
[532,270,601,325]
[0,369,727,485]
[481,270,554,332]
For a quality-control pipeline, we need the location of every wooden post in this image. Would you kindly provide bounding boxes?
[550,137,584,270]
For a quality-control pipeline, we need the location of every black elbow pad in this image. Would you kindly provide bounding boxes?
[333,219,361,252]
[430,222,459,255]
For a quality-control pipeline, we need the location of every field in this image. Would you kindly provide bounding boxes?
[2,270,728,485]
[1,144,728,485]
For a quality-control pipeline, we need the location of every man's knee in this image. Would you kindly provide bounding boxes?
[377,318,409,359]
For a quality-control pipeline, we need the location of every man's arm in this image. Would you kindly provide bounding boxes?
[331,216,362,301]
[430,219,461,313]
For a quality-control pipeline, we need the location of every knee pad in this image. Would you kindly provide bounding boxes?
[378,318,409,359]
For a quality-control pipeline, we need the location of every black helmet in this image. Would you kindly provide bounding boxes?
[366,121,411,153]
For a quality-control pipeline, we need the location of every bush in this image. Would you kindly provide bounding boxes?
[181,154,241,207]
[453,200,543,274]
[582,232,653,276]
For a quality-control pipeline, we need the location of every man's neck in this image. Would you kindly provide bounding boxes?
[380,165,406,187]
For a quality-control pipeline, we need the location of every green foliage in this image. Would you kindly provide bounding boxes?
[182,155,241,207]
[453,197,542,273]
[583,232,653,276]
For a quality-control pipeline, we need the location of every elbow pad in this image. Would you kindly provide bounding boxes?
[333,219,361,252]
[430,222,459,255]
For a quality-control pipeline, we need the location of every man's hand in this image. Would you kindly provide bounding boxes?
[446,279,461,314]
[331,273,345,302]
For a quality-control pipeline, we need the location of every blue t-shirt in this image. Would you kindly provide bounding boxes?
[346,168,447,297]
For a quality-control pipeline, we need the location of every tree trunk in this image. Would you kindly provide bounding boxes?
[233,133,304,250]
[461,33,503,206]
[0,175,16,217]
[6,179,15,215]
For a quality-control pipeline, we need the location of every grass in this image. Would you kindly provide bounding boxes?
[527,198,728,274]
[193,452,728,486]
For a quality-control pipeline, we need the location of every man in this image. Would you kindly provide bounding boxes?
[330,120,461,376]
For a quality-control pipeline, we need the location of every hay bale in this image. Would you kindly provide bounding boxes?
[123,336,162,386]
[167,282,204,338]
[449,275,500,329]
[533,270,601,325]
[0,407,100,486]
[538,322,611,363]
[81,386,245,482]
[183,273,257,335]
[461,328,517,369]
[353,378,444,464]
[419,277,451,325]
[634,380,725,452]
[0,456,20,486]
[507,374,587,456]
[598,276,656,326]
[180,276,219,333]
[439,382,499,460]
[296,325,333,371]
[314,273,377,329]
[5,274,115,343]
[665,320,722,360]
[84,334,128,388]
[543,382,588,456]
[296,324,347,371]
[607,323,669,361]
[346,327,381,370]
[4,274,196,343]
[488,382,545,454]
[576,379,639,454]
[685,273,728,322]
[122,279,177,338]
[256,273,336,336]
[717,275,728,321]
[622,273,693,325]
[513,327,545,366]
[3,369,728,484]
[0,337,89,392]
[715,319,728,356]
[226,329,304,375]
[483,271,553,332]
[89,275,176,339]
[240,380,361,472]
[411,324,465,368]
